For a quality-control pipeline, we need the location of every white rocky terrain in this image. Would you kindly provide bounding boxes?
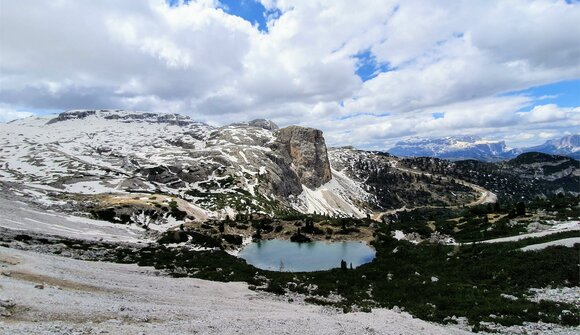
[0,247,474,335]
[0,110,371,223]
[1,110,505,232]
[0,196,146,243]
[1,200,577,335]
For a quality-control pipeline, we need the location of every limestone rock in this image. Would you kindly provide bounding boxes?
[274,126,332,189]
[2,111,373,218]
[248,119,279,131]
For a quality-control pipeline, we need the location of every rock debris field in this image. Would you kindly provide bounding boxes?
[0,247,476,335]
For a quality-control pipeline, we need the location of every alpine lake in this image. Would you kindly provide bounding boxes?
[238,239,376,272]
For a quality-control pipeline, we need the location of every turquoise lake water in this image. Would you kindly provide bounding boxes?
[238,239,376,272]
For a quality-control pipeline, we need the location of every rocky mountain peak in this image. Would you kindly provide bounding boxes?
[228,119,279,131]
[274,126,332,189]
[522,134,580,159]
[47,109,201,126]
[388,136,516,161]
[388,134,580,161]
[248,119,279,131]
[548,134,579,148]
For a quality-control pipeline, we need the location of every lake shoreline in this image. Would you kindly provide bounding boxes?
[238,239,377,272]
[183,216,378,255]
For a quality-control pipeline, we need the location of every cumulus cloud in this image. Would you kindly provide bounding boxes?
[0,0,578,148]
[521,104,577,124]
[0,105,34,123]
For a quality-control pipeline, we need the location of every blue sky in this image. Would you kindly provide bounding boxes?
[0,0,578,149]
[198,0,579,109]
[505,80,580,112]
[171,1,394,81]
[353,49,392,82]
[219,0,270,32]
[189,1,578,124]
[169,0,275,32]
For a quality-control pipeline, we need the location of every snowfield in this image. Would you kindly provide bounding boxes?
[479,221,580,244]
[0,196,147,243]
[521,237,580,251]
[528,287,580,307]
[0,247,473,335]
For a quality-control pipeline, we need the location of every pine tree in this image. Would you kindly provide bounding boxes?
[516,202,526,216]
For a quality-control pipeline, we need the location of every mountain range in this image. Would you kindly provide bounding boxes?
[388,135,580,161]
[0,110,577,227]
[0,109,578,333]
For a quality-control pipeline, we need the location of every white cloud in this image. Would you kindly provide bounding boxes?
[0,106,34,123]
[0,0,578,147]
[521,104,577,124]
[323,97,580,150]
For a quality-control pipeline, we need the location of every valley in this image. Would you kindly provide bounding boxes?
[1,1,578,334]
[0,110,578,334]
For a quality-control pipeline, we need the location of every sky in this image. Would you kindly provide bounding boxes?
[0,0,579,149]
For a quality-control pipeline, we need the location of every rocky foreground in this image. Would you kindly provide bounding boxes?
[0,247,474,335]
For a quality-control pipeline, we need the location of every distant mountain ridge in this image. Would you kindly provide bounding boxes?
[522,135,580,159]
[388,135,579,161]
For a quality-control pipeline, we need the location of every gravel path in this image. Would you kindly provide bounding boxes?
[0,247,473,335]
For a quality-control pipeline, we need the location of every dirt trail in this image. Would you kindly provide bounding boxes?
[372,162,497,221]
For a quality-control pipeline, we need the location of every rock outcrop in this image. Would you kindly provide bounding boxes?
[249,119,279,131]
[47,110,199,126]
[228,119,279,131]
[274,126,332,189]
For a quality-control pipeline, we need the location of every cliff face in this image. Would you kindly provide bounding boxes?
[274,126,332,189]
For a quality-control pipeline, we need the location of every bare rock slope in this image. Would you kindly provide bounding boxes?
[0,246,473,335]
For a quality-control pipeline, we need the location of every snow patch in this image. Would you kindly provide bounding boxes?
[480,221,580,243]
[292,168,370,218]
[521,237,580,251]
